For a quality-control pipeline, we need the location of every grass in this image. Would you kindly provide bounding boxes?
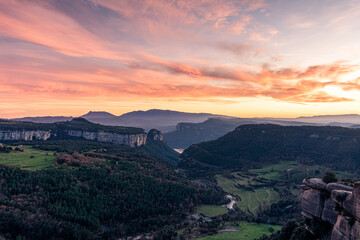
[249,161,299,181]
[215,160,357,214]
[0,145,56,170]
[196,221,281,240]
[215,161,330,213]
[196,205,228,217]
[215,174,280,214]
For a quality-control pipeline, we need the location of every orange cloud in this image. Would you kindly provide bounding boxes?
[0,44,357,104]
[1,0,360,118]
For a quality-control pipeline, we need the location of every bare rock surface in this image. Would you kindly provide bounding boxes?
[303,178,327,190]
[300,178,360,240]
[0,129,147,147]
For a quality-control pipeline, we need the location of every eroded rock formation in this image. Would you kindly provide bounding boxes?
[0,130,147,147]
[300,178,360,240]
[66,130,147,147]
[147,129,163,141]
[0,130,52,141]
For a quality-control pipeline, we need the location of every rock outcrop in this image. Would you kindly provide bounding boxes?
[0,129,146,147]
[65,130,147,147]
[0,130,52,141]
[300,178,360,240]
[147,129,163,141]
[0,118,147,147]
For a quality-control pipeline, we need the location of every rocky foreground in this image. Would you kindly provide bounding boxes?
[300,178,360,240]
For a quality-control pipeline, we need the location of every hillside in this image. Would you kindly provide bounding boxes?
[164,118,253,149]
[180,124,360,171]
[164,117,324,149]
[0,140,223,239]
[141,129,179,165]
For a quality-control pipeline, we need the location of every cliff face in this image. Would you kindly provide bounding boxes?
[300,178,360,240]
[65,130,147,147]
[0,129,147,147]
[147,129,163,141]
[0,130,52,141]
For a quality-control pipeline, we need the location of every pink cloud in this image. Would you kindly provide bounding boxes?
[1,0,360,119]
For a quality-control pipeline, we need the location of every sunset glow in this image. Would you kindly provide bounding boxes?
[1,0,360,118]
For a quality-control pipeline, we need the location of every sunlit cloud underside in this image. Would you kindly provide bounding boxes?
[1,0,360,117]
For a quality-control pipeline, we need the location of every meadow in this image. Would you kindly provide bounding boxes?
[196,221,281,240]
[0,145,56,170]
[196,205,228,217]
[214,161,342,213]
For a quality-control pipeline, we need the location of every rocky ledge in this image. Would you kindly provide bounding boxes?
[300,178,360,240]
[66,130,147,147]
[0,130,52,141]
[0,129,147,147]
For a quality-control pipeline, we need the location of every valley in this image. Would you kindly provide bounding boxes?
[3,0,360,238]
[1,118,360,239]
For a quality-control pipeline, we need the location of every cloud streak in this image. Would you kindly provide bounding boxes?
[1,0,360,117]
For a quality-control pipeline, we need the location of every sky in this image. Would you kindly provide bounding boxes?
[1,0,360,118]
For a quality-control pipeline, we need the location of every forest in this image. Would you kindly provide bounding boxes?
[181,124,360,172]
[0,140,224,239]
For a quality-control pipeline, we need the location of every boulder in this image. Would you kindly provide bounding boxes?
[353,182,360,221]
[301,188,324,218]
[327,183,353,192]
[332,216,360,240]
[350,221,360,240]
[331,227,347,240]
[303,178,327,190]
[343,194,356,217]
[301,178,360,240]
[322,198,338,225]
[300,184,311,191]
[331,190,352,205]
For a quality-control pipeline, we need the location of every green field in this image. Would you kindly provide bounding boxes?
[0,146,56,170]
[196,221,281,240]
[215,174,281,213]
[215,161,325,213]
[215,161,356,214]
[196,205,229,217]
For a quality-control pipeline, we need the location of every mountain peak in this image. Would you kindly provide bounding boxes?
[69,117,92,124]
[81,111,116,119]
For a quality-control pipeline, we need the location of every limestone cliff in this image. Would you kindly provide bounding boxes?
[0,130,52,141]
[0,129,146,147]
[147,129,163,141]
[0,119,147,147]
[65,130,147,147]
[300,178,360,240]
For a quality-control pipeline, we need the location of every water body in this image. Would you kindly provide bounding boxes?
[174,148,184,154]
[225,194,237,210]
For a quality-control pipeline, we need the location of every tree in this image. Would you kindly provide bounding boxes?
[322,171,338,184]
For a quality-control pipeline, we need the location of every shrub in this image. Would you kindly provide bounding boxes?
[322,171,338,183]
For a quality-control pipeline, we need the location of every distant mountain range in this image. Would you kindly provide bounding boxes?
[12,116,73,123]
[163,117,325,148]
[8,110,360,149]
[275,114,360,126]
[10,109,229,132]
